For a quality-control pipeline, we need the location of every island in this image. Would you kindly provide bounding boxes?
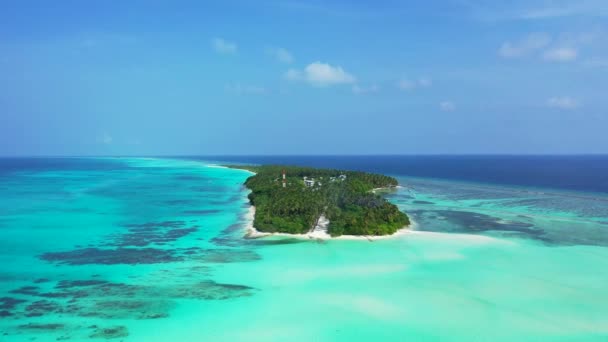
[226,165,410,237]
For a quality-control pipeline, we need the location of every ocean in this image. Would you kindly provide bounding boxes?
[197,155,608,194]
[0,156,607,341]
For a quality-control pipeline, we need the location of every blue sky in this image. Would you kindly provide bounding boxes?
[1,0,607,155]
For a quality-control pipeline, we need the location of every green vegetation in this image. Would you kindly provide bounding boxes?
[228,165,410,236]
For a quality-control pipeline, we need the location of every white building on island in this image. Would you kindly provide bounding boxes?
[303,176,315,187]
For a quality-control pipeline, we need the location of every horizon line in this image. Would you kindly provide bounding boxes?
[1,153,608,158]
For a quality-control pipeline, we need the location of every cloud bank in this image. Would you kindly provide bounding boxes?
[285,62,356,86]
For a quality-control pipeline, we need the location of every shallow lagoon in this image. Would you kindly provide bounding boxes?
[0,158,607,341]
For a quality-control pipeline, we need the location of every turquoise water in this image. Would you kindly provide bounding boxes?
[1,158,607,341]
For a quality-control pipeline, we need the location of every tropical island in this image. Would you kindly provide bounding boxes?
[226,165,410,237]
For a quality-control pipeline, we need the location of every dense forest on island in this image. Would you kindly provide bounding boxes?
[227,165,410,236]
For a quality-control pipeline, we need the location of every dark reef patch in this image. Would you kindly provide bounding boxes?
[210,236,241,247]
[412,209,538,235]
[0,274,19,282]
[228,193,245,203]
[5,277,254,323]
[182,209,222,215]
[422,206,608,246]
[25,300,63,317]
[10,281,143,301]
[83,299,173,319]
[210,223,247,247]
[40,244,261,265]
[0,296,27,310]
[107,221,199,247]
[163,280,254,300]
[40,248,183,265]
[413,200,434,205]
[165,199,198,206]
[409,208,608,246]
[190,186,212,192]
[10,286,40,296]
[89,325,129,339]
[192,249,261,263]
[18,323,65,331]
[56,280,109,289]
[174,175,207,181]
[125,221,185,229]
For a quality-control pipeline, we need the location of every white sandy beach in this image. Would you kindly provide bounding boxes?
[207,164,255,175]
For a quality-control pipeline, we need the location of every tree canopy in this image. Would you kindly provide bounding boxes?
[228,165,410,236]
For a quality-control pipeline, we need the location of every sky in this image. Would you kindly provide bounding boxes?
[1,0,607,156]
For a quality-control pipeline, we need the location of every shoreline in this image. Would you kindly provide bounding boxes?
[207,163,255,175]
[243,205,415,241]
[370,185,402,193]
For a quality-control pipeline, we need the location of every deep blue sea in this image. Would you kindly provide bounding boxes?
[1,156,607,341]
[196,155,608,194]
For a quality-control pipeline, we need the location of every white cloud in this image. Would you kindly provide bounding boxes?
[546,97,580,110]
[498,32,551,58]
[305,62,356,85]
[212,38,237,54]
[439,101,456,112]
[225,83,268,95]
[397,77,433,91]
[352,84,379,94]
[543,47,578,62]
[268,47,294,64]
[285,62,356,86]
